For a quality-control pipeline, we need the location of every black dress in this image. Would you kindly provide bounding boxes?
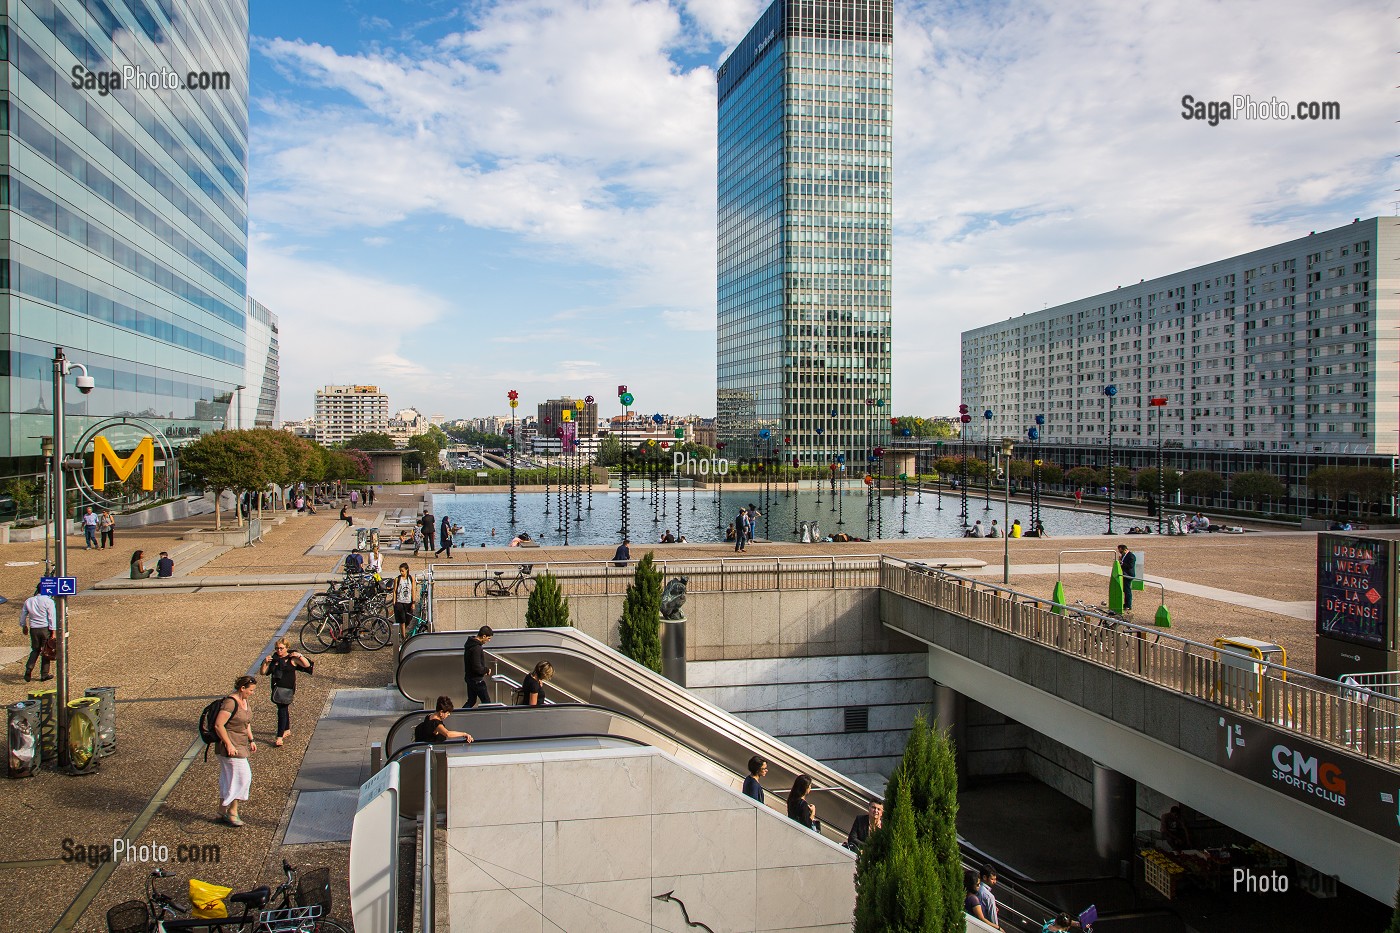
[519,674,545,705]
[787,795,816,829]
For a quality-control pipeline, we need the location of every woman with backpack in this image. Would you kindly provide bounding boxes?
[259,640,313,747]
[212,675,258,826]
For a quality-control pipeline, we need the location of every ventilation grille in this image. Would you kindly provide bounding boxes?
[844,706,870,733]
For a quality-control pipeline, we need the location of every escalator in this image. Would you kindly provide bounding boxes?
[391,627,1116,930]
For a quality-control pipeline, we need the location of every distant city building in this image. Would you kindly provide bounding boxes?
[692,418,718,449]
[386,407,432,447]
[282,418,316,439]
[0,0,250,479]
[961,217,1398,456]
[536,398,599,444]
[716,0,894,465]
[315,385,389,446]
[242,298,279,429]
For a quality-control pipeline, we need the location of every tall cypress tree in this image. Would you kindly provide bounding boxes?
[855,781,937,932]
[524,571,571,628]
[618,552,663,672]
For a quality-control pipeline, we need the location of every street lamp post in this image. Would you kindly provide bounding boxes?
[1150,396,1168,534]
[1001,437,1014,583]
[1104,384,1118,535]
[51,346,94,771]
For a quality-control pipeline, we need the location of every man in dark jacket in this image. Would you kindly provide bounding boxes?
[463,626,494,707]
[421,510,436,552]
[1116,544,1137,610]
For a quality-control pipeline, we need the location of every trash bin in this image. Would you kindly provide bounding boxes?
[369,527,380,550]
[355,527,370,550]
[7,700,40,777]
[67,697,101,775]
[27,687,56,764]
[85,687,117,757]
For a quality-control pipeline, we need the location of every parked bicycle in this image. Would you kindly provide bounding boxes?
[473,564,535,597]
[300,601,391,653]
[307,573,386,622]
[106,861,348,933]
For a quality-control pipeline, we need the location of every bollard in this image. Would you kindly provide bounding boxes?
[7,700,41,777]
[370,741,383,775]
[85,686,117,756]
[66,697,101,775]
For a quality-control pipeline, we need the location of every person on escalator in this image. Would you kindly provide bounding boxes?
[742,756,768,804]
[463,626,494,708]
[845,801,882,851]
[786,774,819,832]
[518,661,554,706]
[413,696,473,744]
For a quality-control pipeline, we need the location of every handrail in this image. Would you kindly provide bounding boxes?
[881,556,1400,765]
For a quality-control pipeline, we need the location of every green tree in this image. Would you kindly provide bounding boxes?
[892,417,955,440]
[1038,462,1064,486]
[1135,468,1182,497]
[321,447,370,483]
[1180,470,1225,501]
[258,430,320,507]
[596,434,623,467]
[179,430,280,529]
[1229,471,1286,510]
[618,552,663,672]
[4,476,37,520]
[1066,466,1102,489]
[344,432,396,451]
[525,572,572,627]
[854,781,938,932]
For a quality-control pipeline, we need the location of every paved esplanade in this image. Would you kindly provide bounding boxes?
[0,487,1346,930]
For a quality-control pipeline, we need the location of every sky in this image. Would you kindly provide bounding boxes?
[249,0,1395,423]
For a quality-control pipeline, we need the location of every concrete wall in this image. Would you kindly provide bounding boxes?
[689,654,933,781]
[444,745,856,933]
[438,587,921,661]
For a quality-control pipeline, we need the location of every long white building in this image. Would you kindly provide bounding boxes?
[961,217,1398,456]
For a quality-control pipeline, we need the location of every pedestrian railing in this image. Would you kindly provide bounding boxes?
[879,558,1400,767]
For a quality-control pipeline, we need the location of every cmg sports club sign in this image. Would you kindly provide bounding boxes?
[1218,714,1400,843]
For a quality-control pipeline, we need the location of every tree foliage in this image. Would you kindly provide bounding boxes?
[892,417,955,439]
[179,430,280,529]
[618,552,663,672]
[1065,466,1102,489]
[1180,470,1225,500]
[595,434,624,467]
[1135,468,1182,496]
[855,715,962,933]
[1229,471,1286,508]
[525,572,571,628]
[343,432,396,451]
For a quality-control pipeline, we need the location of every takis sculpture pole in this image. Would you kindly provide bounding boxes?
[1104,384,1118,535]
[507,390,519,526]
[619,387,633,541]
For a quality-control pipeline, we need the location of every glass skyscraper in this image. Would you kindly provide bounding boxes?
[716,0,893,467]
[0,0,249,478]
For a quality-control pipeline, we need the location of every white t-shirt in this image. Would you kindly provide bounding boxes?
[367,551,383,574]
[395,575,414,604]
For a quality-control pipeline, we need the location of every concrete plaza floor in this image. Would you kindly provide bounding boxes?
[0,490,1377,931]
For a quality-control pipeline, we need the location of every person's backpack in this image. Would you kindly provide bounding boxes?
[198,697,234,761]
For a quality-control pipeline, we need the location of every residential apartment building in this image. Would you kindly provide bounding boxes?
[716,0,894,465]
[314,385,389,446]
[962,218,1398,458]
[0,0,250,477]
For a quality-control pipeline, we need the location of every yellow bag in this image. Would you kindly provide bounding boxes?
[189,879,233,919]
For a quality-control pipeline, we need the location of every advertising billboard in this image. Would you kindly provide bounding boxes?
[1316,534,1392,650]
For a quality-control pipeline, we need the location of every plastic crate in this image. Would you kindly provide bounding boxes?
[1140,849,1184,900]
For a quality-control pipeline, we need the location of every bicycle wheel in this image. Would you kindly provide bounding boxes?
[473,579,492,597]
[356,617,392,650]
[306,594,331,621]
[517,577,535,596]
[299,620,333,654]
[312,919,351,933]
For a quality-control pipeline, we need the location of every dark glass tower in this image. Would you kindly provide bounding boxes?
[0,0,249,477]
[716,0,893,467]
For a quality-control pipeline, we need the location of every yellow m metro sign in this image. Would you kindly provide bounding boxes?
[93,436,155,491]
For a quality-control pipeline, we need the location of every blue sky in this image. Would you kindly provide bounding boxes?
[250,0,1394,422]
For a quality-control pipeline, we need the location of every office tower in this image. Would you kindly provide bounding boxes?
[716,0,894,466]
[244,298,279,429]
[0,0,251,478]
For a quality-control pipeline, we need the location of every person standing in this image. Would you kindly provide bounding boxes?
[462,625,494,708]
[846,801,883,851]
[20,583,56,682]
[81,507,99,549]
[393,564,416,640]
[421,510,436,552]
[786,774,818,831]
[746,503,762,542]
[366,544,383,579]
[349,488,359,509]
[734,507,748,552]
[978,864,1002,931]
[434,514,453,558]
[260,639,313,747]
[99,509,115,549]
[1117,544,1137,611]
[213,676,258,826]
[742,756,767,803]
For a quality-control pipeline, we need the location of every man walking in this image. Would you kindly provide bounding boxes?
[420,510,436,553]
[434,513,453,558]
[20,583,56,682]
[463,626,494,708]
[1117,544,1137,611]
[81,507,99,549]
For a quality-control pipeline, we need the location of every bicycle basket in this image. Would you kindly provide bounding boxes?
[295,866,332,914]
[521,564,533,575]
[257,905,321,932]
[105,900,149,933]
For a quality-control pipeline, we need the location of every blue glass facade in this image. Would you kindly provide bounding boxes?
[0,0,248,470]
[717,0,893,466]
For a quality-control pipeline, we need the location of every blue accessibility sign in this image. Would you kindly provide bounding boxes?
[39,576,77,596]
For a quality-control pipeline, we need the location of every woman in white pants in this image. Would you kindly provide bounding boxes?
[213,675,258,826]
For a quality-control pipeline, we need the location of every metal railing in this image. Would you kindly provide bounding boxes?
[430,555,889,599]
[880,557,1400,766]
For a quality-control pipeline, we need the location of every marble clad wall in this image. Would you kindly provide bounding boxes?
[444,746,856,932]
